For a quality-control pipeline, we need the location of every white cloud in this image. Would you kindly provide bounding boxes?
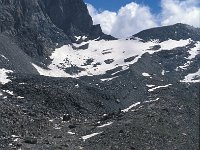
[111,3,158,38]
[87,4,117,35]
[161,0,200,27]
[87,0,200,38]
[87,3,157,38]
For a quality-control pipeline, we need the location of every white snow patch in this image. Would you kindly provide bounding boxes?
[188,42,200,60]
[157,39,190,51]
[142,73,151,77]
[82,36,87,40]
[100,76,118,82]
[74,36,81,41]
[148,84,172,92]
[97,122,113,128]
[54,124,61,130]
[68,131,76,135]
[13,138,20,142]
[178,61,191,70]
[82,132,102,141]
[111,70,123,76]
[0,55,8,60]
[146,84,155,88]
[0,68,13,84]
[3,90,14,95]
[144,98,160,103]
[75,84,79,87]
[182,133,187,136]
[161,70,165,75]
[17,96,24,99]
[19,83,26,85]
[181,69,200,83]
[11,135,19,138]
[177,42,200,71]
[122,102,141,112]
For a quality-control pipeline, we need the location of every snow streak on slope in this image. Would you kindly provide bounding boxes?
[148,84,172,92]
[122,102,141,112]
[33,38,191,77]
[0,55,8,60]
[82,132,103,141]
[32,64,71,78]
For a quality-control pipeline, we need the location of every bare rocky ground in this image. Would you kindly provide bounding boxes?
[0,68,199,150]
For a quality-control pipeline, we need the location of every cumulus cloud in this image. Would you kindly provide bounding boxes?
[87,3,157,38]
[87,4,117,35]
[87,0,200,38]
[111,3,158,38]
[161,0,200,27]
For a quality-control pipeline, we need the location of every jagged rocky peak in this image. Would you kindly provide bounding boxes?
[132,23,200,42]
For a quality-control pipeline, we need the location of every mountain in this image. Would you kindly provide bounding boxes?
[0,0,199,150]
[0,0,114,66]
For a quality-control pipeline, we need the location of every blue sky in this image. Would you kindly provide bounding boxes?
[84,0,200,38]
[84,0,161,14]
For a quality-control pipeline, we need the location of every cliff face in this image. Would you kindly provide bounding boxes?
[0,0,110,63]
[0,0,101,35]
[40,0,93,35]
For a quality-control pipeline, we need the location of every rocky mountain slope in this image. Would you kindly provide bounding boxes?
[0,0,113,67]
[0,0,199,150]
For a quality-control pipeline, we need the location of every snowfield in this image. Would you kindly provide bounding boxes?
[0,68,13,85]
[33,38,192,77]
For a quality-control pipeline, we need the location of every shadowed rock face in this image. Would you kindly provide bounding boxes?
[41,0,93,35]
[0,0,94,35]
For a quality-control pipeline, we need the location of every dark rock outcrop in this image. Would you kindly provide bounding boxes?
[40,0,93,35]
